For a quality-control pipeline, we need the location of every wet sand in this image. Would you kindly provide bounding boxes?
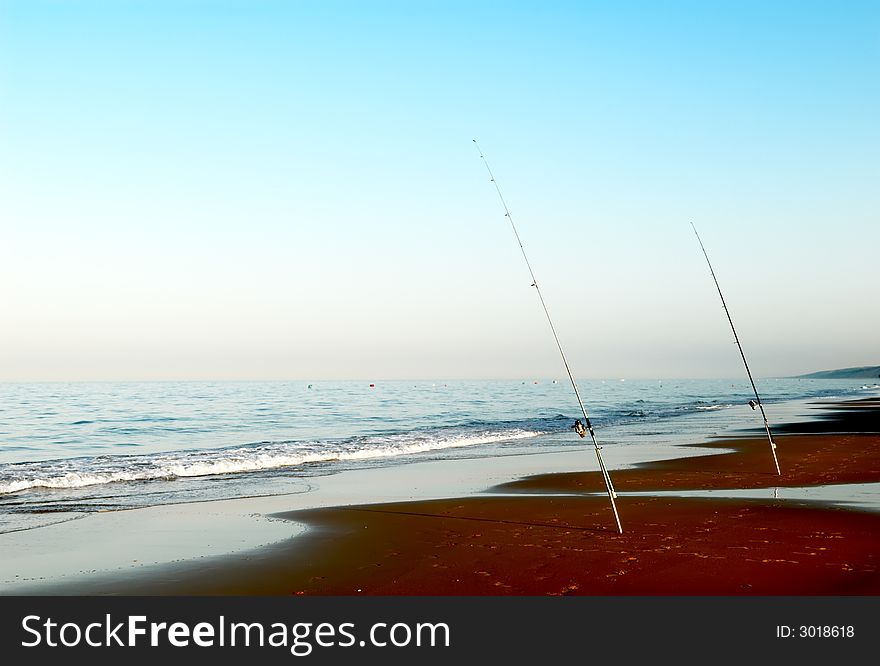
[495,432,880,494]
[18,397,880,595]
[20,494,880,595]
[279,495,880,595]
[494,398,880,495]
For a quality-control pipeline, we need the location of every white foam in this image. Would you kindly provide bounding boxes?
[0,429,540,495]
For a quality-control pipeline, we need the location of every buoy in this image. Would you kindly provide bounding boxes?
[369,383,375,388]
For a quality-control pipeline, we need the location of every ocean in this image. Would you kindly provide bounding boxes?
[1,377,877,533]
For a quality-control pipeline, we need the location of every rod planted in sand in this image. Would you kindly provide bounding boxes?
[473,139,623,533]
[690,222,781,476]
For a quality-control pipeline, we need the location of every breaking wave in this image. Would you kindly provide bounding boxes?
[0,428,539,496]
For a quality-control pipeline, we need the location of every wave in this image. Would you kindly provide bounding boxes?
[1,380,874,499]
[0,428,539,496]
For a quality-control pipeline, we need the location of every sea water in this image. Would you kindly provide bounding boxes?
[0,378,876,532]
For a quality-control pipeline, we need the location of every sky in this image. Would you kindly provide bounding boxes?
[0,0,877,381]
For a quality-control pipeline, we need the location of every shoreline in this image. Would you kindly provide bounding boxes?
[0,419,719,591]
[7,397,879,595]
[495,432,880,494]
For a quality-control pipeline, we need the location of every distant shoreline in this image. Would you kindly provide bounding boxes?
[795,365,880,380]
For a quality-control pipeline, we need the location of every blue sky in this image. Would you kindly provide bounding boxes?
[1,1,877,380]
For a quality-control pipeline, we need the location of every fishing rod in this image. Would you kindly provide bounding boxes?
[691,222,781,476]
[473,139,623,533]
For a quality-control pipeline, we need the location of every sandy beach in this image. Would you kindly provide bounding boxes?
[11,397,878,596]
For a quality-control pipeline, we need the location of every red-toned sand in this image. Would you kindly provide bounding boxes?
[70,493,875,596]
[44,492,877,596]
[269,495,879,595]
